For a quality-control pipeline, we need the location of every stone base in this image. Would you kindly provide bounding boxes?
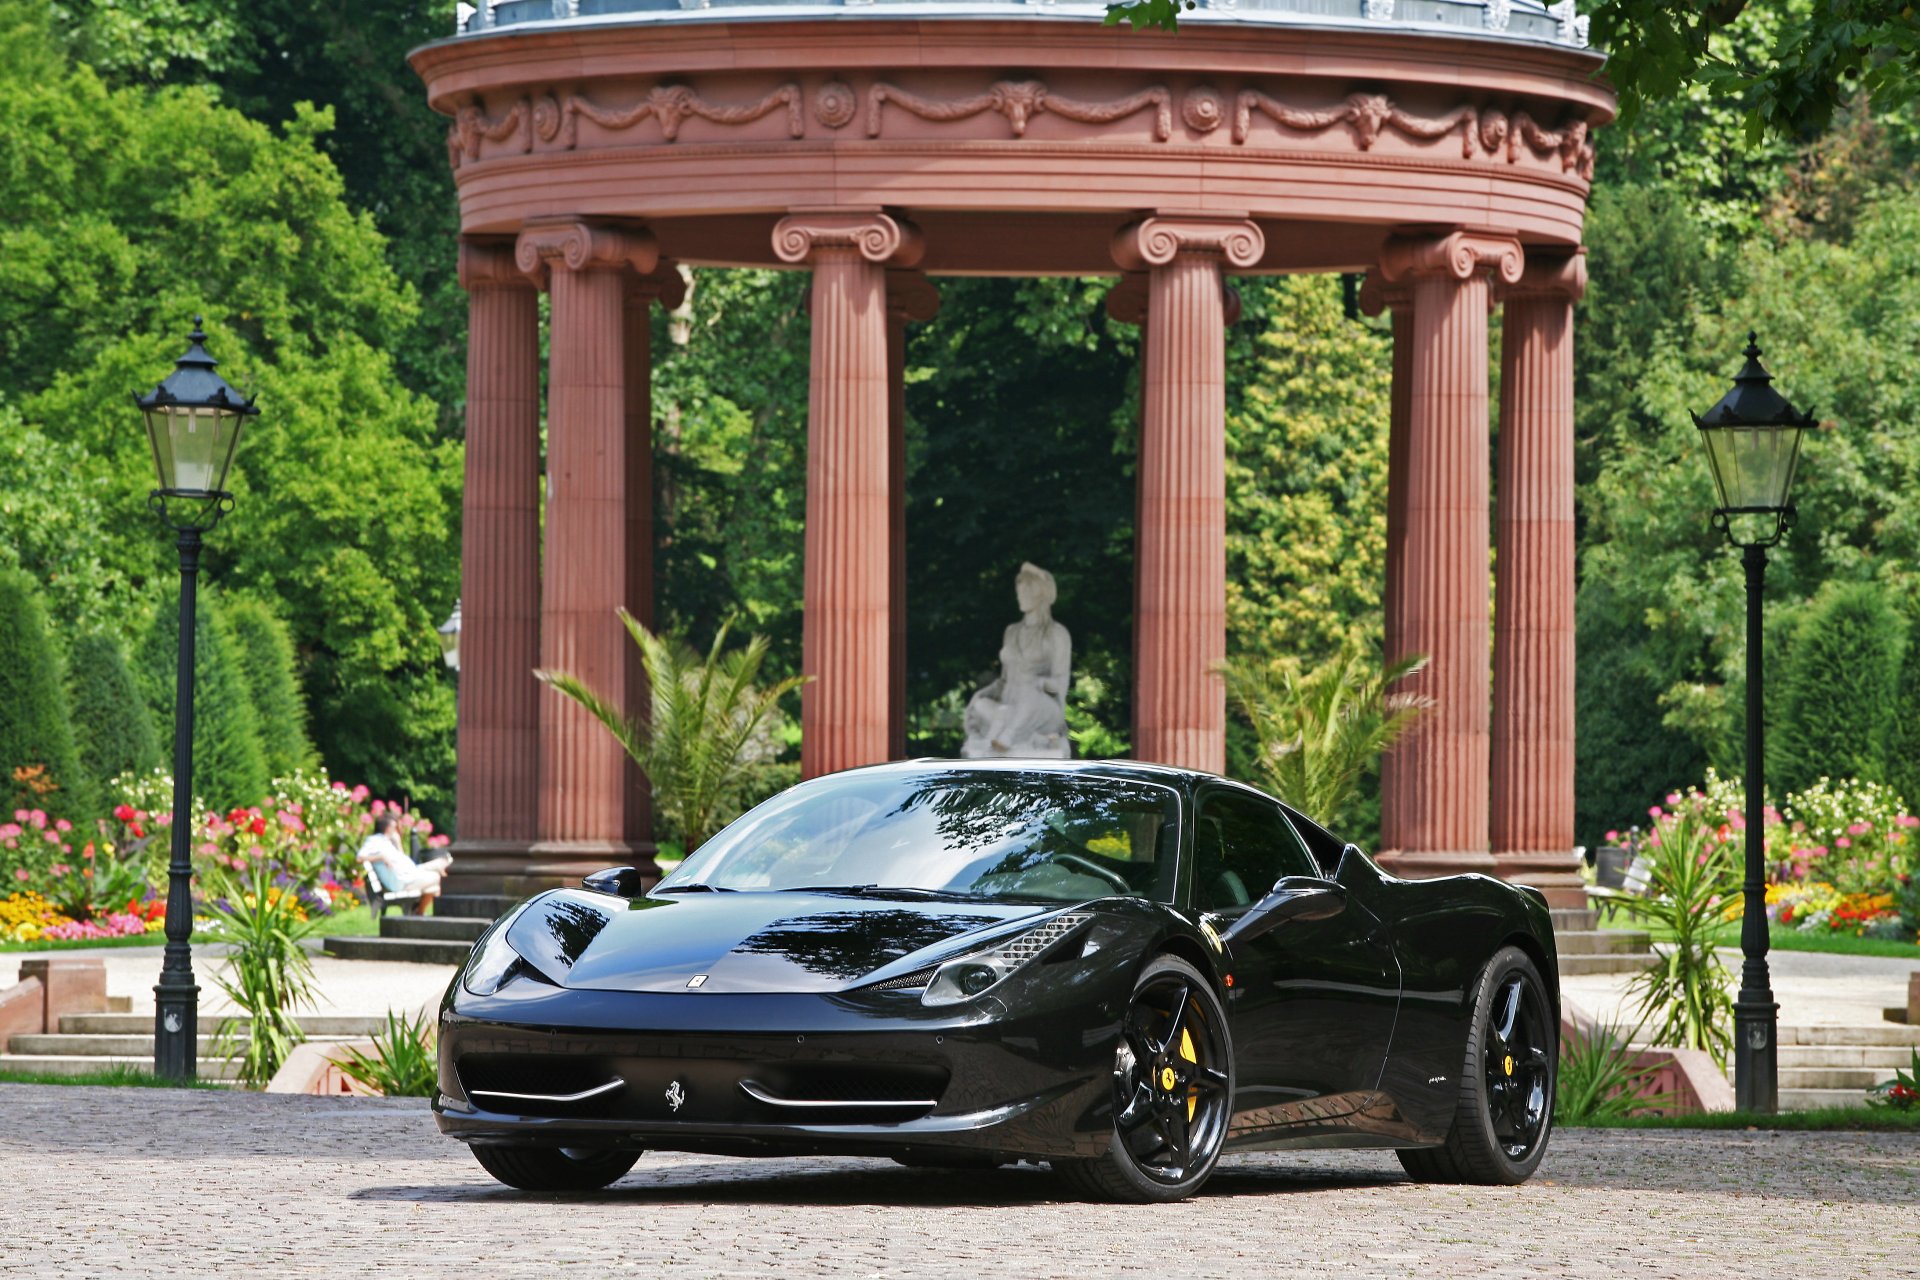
[444,837,658,899]
[1374,849,1500,881]
[1492,849,1588,910]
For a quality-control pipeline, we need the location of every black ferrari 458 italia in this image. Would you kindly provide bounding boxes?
[435,760,1560,1201]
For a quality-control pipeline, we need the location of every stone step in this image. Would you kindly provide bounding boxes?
[1553,929,1651,956]
[322,936,473,966]
[9,1032,366,1057]
[1550,907,1599,933]
[435,894,520,922]
[1778,1044,1919,1069]
[381,915,490,943]
[1558,952,1657,976]
[1779,1087,1882,1111]
[58,1012,388,1036]
[0,1053,244,1080]
[1782,1024,1920,1047]
[1779,1066,1887,1091]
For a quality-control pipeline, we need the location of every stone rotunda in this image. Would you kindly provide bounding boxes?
[410,0,1612,907]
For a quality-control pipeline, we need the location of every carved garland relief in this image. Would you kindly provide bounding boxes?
[447,79,1597,180]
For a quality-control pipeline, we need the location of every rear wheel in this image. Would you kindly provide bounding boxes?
[1397,945,1555,1186]
[470,1144,641,1191]
[1054,955,1233,1203]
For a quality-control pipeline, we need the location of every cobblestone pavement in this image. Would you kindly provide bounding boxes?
[3,1086,1915,1279]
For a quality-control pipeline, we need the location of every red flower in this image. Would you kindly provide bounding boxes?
[130,823,144,838]
[248,816,267,837]
[113,804,136,822]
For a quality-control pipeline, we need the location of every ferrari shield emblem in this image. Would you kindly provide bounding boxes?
[665,1080,687,1112]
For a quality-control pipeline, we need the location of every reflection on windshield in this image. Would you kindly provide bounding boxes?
[655,769,1179,903]
[732,909,1007,979]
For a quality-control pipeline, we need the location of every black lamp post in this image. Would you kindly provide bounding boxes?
[1692,332,1816,1114]
[437,599,462,673]
[134,318,259,1082]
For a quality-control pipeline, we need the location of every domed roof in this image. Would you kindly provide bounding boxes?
[453,0,1591,49]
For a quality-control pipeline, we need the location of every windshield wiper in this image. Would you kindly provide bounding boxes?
[785,884,978,900]
[653,883,736,893]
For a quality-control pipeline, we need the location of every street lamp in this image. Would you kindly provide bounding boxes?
[1692,331,1816,1114]
[134,317,259,1082]
[437,599,462,672]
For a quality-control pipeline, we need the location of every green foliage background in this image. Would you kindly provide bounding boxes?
[0,567,88,817]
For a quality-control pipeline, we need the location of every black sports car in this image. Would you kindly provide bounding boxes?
[435,760,1559,1201]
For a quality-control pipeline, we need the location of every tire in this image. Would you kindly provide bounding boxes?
[1397,945,1555,1186]
[1054,955,1233,1203]
[470,1144,641,1191]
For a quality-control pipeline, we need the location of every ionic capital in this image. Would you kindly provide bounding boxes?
[1378,229,1524,287]
[885,269,941,325]
[1356,272,1413,318]
[514,220,659,289]
[626,261,688,311]
[772,209,924,268]
[457,238,531,292]
[1105,272,1150,326]
[1496,247,1588,304]
[1111,215,1264,272]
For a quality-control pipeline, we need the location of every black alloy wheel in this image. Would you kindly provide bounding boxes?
[1055,954,1233,1202]
[470,1144,642,1192]
[1399,945,1555,1186]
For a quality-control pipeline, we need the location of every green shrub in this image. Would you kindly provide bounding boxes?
[135,586,269,810]
[1885,606,1920,815]
[65,631,163,803]
[1775,581,1905,794]
[1624,785,1740,1068]
[204,855,319,1089]
[0,568,89,818]
[224,597,314,779]
[334,1009,437,1097]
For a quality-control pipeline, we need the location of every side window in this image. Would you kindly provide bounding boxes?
[1191,790,1319,911]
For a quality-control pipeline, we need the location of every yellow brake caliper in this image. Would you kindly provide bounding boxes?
[1179,1027,1199,1121]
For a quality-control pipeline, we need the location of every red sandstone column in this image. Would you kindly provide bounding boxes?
[517,220,657,864]
[774,210,923,778]
[453,240,541,872]
[1358,275,1414,675]
[1112,216,1264,774]
[885,270,939,761]
[1374,230,1522,878]
[619,264,687,850]
[1107,272,1151,752]
[1491,250,1587,907]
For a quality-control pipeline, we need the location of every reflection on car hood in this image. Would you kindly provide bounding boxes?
[505,888,1048,994]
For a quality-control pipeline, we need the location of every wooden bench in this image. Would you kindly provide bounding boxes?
[1586,844,1653,924]
[359,863,425,917]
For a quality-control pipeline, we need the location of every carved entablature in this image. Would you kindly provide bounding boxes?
[1355,273,1414,317]
[443,78,1598,183]
[1495,247,1589,303]
[457,238,531,292]
[1379,230,1525,287]
[771,210,925,268]
[514,221,659,288]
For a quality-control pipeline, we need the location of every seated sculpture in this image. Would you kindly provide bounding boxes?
[962,562,1072,760]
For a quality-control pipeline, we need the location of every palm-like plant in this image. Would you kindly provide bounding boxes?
[536,611,809,851]
[1217,648,1431,828]
[202,856,319,1088]
[1623,805,1738,1067]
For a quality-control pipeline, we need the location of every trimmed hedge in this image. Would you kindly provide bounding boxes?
[65,630,163,802]
[0,568,89,818]
[1774,580,1905,794]
[135,585,269,810]
[224,596,314,779]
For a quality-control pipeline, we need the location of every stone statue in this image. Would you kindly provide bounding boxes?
[962,562,1072,759]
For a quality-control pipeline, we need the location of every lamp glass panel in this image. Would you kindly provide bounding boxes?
[1702,422,1803,512]
[150,403,244,494]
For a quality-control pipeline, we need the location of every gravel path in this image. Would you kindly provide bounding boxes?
[3,1085,1915,1279]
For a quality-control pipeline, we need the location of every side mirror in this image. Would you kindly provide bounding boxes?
[1221,876,1347,947]
[581,865,650,898]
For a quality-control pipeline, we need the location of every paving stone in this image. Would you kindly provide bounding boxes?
[0,1084,1914,1279]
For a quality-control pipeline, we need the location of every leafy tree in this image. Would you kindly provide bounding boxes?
[1219,649,1430,830]
[0,409,128,634]
[0,568,89,818]
[65,630,164,802]
[223,596,314,779]
[1774,579,1905,791]
[135,585,269,810]
[535,611,809,851]
[1885,605,1920,813]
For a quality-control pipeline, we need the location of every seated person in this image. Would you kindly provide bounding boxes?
[356,814,453,914]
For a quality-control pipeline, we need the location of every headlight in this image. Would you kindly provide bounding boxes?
[461,911,528,996]
[921,911,1091,1007]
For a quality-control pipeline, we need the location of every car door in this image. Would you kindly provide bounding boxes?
[1187,784,1401,1133]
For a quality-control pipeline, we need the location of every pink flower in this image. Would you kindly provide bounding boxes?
[371,798,387,816]
[11,810,25,822]
[350,785,370,802]
[49,864,69,876]
[0,823,18,839]
[1605,830,1619,843]
[1666,792,1682,806]
[28,810,45,827]
[332,780,348,792]
[1649,806,1665,820]
[1837,838,1852,848]
[427,834,450,848]
[53,818,70,833]
[11,869,26,882]
[1898,815,1920,828]
[1847,823,1871,836]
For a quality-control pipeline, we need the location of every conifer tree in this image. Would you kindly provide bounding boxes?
[1775,581,1905,794]
[224,596,315,780]
[136,586,270,809]
[0,569,89,818]
[65,630,163,802]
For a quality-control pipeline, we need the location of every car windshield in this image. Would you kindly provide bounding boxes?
[654,768,1181,903]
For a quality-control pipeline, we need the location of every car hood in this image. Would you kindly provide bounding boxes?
[504,888,1049,994]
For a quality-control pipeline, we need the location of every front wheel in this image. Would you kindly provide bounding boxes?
[470,1144,641,1191]
[1054,955,1233,1203]
[1398,945,1555,1186]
